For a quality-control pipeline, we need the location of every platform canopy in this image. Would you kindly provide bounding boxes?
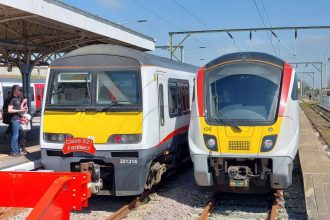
[0,0,155,111]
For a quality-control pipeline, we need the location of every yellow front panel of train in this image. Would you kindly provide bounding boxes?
[43,111,142,144]
[200,118,283,154]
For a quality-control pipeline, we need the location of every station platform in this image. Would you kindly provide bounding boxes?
[299,110,330,219]
[0,117,41,170]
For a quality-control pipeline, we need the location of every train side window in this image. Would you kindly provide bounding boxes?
[159,84,165,126]
[180,82,190,114]
[168,82,180,118]
[291,74,298,100]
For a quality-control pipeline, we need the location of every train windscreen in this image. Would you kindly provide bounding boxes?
[46,70,141,109]
[206,62,282,125]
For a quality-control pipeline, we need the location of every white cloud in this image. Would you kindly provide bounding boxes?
[96,0,121,9]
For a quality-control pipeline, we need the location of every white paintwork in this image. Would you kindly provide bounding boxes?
[189,64,300,188]
[0,0,155,51]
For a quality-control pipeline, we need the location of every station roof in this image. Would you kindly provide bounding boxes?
[0,0,155,63]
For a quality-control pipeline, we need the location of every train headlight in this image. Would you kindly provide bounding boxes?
[44,133,73,143]
[203,134,218,151]
[57,134,65,142]
[261,135,277,152]
[108,134,142,144]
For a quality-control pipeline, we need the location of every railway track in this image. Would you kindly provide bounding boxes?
[106,189,153,220]
[106,159,192,220]
[269,190,285,220]
[301,99,330,146]
[0,207,26,219]
[198,194,220,220]
[198,190,284,220]
[311,105,330,122]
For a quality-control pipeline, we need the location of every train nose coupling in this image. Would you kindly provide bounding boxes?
[228,166,252,180]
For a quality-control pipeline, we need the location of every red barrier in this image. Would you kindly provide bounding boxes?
[0,171,91,219]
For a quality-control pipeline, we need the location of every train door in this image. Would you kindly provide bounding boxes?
[34,83,45,110]
[157,73,166,142]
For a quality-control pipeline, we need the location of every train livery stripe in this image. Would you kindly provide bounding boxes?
[197,66,205,117]
[157,125,189,146]
[278,63,293,116]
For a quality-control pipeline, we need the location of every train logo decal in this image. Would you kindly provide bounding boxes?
[62,138,96,155]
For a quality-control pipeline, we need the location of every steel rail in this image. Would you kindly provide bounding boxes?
[269,189,284,220]
[301,101,330,147]
[312,105,330,122]
[198,193,220,220]
[106,189,152,220]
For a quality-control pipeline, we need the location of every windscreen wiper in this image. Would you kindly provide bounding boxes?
[215,111,242,132]
[85,75,91,101]
[99,102,119,112]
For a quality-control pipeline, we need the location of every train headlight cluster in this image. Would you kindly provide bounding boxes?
[261,135,277,152]
[108,134,142,144]
[44,133,73,143]
[203,134,218,151]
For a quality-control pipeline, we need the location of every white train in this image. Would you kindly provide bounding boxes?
[189,52,300,193]
[0,78,45,114]
[40,44,197,196]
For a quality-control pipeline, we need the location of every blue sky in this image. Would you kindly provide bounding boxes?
[64,0,330,88]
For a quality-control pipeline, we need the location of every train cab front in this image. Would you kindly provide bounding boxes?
[40,60,151,196]
[189,52,299,193]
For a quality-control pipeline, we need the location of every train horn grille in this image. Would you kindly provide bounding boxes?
[228,141,251,151]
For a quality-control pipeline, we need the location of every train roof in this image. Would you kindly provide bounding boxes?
[51,44,198,73]
[205,52,285,70]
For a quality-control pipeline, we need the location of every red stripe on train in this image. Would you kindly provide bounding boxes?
[278,63,293,117]
[197,67,205,117]
[157,125,189,146]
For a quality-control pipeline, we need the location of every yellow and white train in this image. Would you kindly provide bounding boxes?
[188,52,300,193]
[40,44,197,196]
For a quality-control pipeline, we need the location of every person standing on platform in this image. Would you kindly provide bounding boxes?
[19,97,29,154]
[7,85,28,157]
[3,91,12,139]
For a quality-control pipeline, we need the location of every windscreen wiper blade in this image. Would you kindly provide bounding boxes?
[99,102,119,112]
[215,111,242,132]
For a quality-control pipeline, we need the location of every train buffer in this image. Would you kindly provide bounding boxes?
[0,171,91,219]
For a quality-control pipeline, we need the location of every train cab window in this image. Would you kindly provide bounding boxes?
[96,71,140,106]
[159,84,165,126]
[168,82,180,118]
[206,62,282,124]
[48,72,92,105]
